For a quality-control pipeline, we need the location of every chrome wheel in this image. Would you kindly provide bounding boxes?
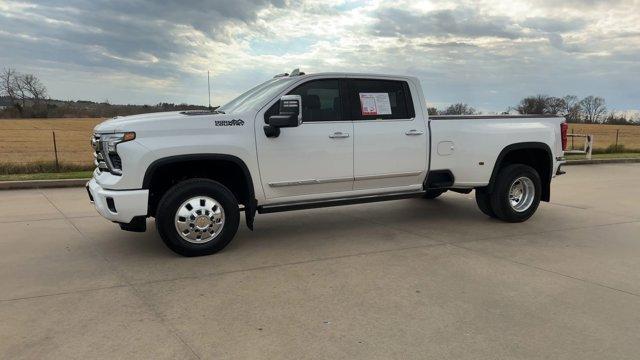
[508,177,535,212]
[174,196,225,244]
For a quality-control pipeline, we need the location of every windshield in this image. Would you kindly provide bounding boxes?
[217,77,296,114]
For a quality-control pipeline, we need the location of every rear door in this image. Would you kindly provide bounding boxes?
[255,78,354,200]
[350,78,428,190]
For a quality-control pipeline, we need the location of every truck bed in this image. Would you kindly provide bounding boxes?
[428,115,564,188]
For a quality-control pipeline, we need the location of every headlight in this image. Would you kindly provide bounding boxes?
[95,132,135,175]
[101,132,135,153]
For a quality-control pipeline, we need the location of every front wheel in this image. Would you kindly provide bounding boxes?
[155,179,240,257]
[489,164,541,222]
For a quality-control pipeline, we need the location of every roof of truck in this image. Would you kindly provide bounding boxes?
[276,71,418,81]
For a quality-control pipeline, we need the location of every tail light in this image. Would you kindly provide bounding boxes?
[560,122,568,151]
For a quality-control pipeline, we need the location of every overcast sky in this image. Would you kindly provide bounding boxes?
[1,0,638,112]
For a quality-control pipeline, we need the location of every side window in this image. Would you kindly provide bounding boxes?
[349,79,413,120]
[265,79,343,122]
[290,79,342,122]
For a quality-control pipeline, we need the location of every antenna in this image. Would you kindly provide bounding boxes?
[207,71,211,109]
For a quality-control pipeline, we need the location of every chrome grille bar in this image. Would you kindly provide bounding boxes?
[91,133,108,173]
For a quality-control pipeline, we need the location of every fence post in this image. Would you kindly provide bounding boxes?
[571,127,574,149]
[616,129,619,147]
[52,131,60,172]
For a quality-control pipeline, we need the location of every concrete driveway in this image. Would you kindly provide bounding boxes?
[1,164,639,359]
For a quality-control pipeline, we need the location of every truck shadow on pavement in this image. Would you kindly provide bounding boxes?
[104,193,575,259]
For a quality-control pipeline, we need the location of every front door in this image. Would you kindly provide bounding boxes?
[256,78,354,201]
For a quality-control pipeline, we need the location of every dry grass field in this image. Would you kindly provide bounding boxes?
[567,123,640,150]
[0,118,103,165]
[0,118,638,169]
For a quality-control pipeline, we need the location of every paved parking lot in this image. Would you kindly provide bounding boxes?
[1,164,639,359]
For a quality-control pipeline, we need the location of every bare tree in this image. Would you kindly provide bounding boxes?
[0,68,19,106]
[544,97,566,115]
[13,74,29,108]
[515,94,588,121]
[442,103,476,115]
[1,68,49,115]
[516,95,548,114]
[20,73,47,105]
[562,95,582,123]
[580,96,606,123]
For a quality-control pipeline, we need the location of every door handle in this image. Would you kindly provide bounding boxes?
[329,132,350,139]
[405,129,424,136]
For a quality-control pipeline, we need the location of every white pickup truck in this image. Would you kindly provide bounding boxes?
[88,71,567,256]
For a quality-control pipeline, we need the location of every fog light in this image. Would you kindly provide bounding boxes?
[106,197,117,213]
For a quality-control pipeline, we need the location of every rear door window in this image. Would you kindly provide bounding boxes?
[348,79,414,120]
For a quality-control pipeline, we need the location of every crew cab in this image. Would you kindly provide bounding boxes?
[87,70,567,256]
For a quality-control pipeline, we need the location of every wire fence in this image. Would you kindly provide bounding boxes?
[0,128,95,169]
[567,124,640,151]
[0,123,639,172]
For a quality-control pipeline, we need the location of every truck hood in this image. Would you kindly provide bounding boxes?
[94,111,185,133]
[93,111,241,133]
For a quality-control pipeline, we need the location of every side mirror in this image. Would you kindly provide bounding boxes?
[268,95,302,128]
[265,95,302,138]
[280,94,302,124]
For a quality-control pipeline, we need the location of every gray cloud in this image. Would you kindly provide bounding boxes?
[419,41,480,49]
[535,0,625,9]
[0,0,638,111]
[0,0,285,76]
[522,17,585,33]
[371,7,525,39]
[371,6,589,40]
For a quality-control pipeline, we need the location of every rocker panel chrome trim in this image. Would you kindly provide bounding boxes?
[268,177,353,187]
[268,171,422,187]
[354,171,422,181]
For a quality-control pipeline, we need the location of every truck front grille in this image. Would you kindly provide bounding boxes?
[92,134,109,173]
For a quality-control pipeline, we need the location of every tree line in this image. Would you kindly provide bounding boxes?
[0,68,208,118]
[428,95,637,125]
[2,67,637,124]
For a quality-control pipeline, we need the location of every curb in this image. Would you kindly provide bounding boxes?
[564,158,640,165]
[0,178,89,190]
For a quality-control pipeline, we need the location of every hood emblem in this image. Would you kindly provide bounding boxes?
[215,119,244,127]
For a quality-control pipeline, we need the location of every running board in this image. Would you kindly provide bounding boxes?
[257,191,425,214]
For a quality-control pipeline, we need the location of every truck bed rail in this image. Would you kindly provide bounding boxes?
[430,115,562,120]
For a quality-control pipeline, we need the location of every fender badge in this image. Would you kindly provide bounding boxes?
[215,119,244,126]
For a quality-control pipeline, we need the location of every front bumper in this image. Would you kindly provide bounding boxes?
[86,178,149,223]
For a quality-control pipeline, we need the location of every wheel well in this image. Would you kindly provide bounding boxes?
[489,144,553,202]
[144,156,254,217]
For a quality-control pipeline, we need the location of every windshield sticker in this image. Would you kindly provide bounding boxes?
[359,93,392,116]
[215,119,245,126]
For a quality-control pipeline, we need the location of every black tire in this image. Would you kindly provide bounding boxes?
[155,178,240,257]
[489,164,541,223]
[423,189,446,199]
[475,188,497,218]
